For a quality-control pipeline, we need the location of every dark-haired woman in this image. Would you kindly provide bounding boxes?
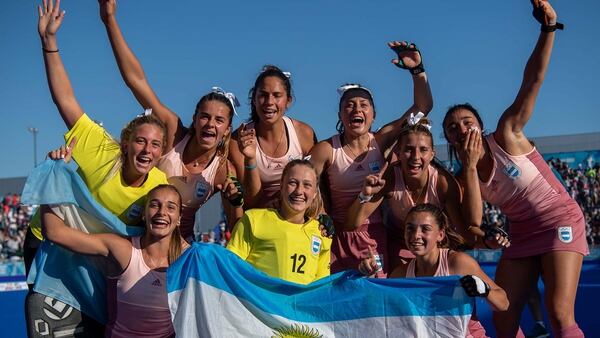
[360,204,509,338]
[310,41,433,277]
[442,1,587,337]
[99,0,243,241]
[229,65,316,209]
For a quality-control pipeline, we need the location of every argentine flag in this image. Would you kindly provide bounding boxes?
[168,244,474,337]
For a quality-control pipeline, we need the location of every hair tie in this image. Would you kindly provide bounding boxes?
[210,87,240,116]
[137,108,153,118]
[407,111,431,131]
[336,84,373,98]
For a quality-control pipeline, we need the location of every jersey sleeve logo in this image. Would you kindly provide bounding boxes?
[195,181,209,199]
[502,161,521,180]
[311,235,322,256]
[369,161,381,173]
[557,226,573,243]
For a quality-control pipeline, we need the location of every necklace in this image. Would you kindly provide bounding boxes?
[406,170,429,204]
[342,133,368,160]
[258,122,286,169]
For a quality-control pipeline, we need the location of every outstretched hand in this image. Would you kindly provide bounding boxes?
[531,0,558,26]
[98,0,117,24]
[38,0,65,40]
[388,41,422,69]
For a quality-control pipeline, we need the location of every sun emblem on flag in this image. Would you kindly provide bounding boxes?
[271,323,323,338]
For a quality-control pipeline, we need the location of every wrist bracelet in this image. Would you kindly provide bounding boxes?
[43,48,59,53]
[409,65,425,75]
[541,22,564,32]
[244,163,257,170]
[358,191,373,204]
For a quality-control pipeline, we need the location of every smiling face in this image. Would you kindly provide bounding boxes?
[399,132,435,178]
[193,100,232,150]
[338,90,375,136]
[253,76,291,125]
[280,163,318,220]
[144,186,182,238]
[404,211,445,257]
[443,108,482,146]
[122,123,164,183]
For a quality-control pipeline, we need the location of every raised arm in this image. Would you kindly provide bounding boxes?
[229,124,263,209]
[375,41,433,153]
[38,0,83,129]
[345,162,390,230]
[99,0,182,150]
[496,0,558,153]
[41,205,131,271]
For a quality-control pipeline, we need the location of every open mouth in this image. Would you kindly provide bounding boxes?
[136,155,153,168]
[288,195,306,206]
[150,218,170,229]
[349,116,365,128]
[262,109,277,119]
[407,163,423,174]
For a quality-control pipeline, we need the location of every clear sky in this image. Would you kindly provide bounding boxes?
[1,0,599,179]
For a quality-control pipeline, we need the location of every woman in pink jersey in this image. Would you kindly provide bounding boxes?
[41,184,188,338]
[99,0,243,240]
[229,66,316,209]
[360,204,509,338]
[310,41,433,276]
[442,1,587,337]
[346,117,505,271]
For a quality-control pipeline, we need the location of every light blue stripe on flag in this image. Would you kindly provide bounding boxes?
[21,160,144,323]
[168,243,474,337]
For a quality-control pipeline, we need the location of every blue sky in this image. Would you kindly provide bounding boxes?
[1,0,599,179]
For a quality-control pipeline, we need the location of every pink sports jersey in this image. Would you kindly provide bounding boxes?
[480,134,588,258]
[406,248,488,338]
[106,237,174,338]
[328,133,387,276]
[387,164,441,260]
[158,133,221,240]
[388,164,441,228]
[247,116,303,207]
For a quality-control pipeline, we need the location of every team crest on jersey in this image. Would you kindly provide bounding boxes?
[502,161,521,180]
[558,226,573,243]
[195,181,209,199]
[127,204,142,220]
[311,236,322,255]
[369,161,381,173]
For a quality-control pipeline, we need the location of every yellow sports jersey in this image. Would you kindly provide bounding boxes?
[30,114,168,240]
[227,208,331,285]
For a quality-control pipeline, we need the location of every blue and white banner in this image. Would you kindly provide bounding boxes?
[168,243,474,338]
[21,160,144,323]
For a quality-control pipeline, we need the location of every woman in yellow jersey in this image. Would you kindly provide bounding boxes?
[26,1,172,335]
[227,159,331,285]
[24,0,172,275]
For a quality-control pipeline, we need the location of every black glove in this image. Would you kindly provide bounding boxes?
[228,176,244,207]
[460,275,490,298]
[317,214,335,238]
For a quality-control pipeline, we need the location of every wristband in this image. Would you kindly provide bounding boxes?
[541,22,564,32]
[244,163,257,170]
[409,65,425,75]
[43,48,59,53]
[358,191,373,204]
